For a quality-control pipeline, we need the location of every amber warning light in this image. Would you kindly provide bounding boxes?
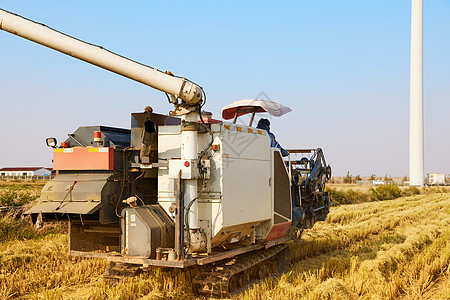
[94,131,102,143]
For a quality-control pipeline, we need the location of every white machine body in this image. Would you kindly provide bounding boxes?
[158,122,292,251]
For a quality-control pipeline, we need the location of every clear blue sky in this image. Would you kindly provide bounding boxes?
[0,1,449,177]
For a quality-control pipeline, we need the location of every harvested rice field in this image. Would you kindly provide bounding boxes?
[0,187,449,299]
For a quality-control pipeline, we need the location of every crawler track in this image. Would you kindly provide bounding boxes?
[192,244,290,296]
[102,244,291,296]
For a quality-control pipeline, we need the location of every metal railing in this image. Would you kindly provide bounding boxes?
[0,175,55,181]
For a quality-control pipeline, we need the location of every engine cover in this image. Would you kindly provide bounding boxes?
[121,205,174,258]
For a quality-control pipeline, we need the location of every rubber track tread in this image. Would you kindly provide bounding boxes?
[192,244,288,296]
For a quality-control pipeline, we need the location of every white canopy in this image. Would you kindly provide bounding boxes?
[221,99,292,120]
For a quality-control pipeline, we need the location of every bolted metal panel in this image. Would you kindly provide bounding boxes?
[26,200,100,215]
[121,205,175,258]
[25,172,124,224]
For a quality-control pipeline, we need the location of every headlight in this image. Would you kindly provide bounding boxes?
[46,137,57,148]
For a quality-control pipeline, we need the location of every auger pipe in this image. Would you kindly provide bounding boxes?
[0,9,202,106]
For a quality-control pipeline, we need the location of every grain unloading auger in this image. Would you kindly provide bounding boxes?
[0,9,332,295]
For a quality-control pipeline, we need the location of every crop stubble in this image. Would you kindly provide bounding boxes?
[0,191,449,299]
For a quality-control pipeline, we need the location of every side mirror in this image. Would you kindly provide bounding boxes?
[46,137,57,148]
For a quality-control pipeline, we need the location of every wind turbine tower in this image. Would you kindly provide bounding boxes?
[410,0,424,186]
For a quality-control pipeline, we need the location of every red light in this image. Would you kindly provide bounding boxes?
[184,161,190,167]
[61,142,68,148]
[94,131,102,142]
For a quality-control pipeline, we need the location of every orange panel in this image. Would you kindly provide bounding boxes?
[266,221,292,241]
[53,147,114,170]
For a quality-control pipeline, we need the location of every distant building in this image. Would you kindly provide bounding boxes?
[373,180,385,185]
[427,173,446,185]
[0,167,52,177]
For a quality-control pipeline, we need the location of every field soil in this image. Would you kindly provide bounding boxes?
[0,184,449,299]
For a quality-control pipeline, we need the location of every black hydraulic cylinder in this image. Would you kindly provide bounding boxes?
[175,170,184,260]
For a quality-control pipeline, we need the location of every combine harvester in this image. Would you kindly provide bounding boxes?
[0,9,332,295]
